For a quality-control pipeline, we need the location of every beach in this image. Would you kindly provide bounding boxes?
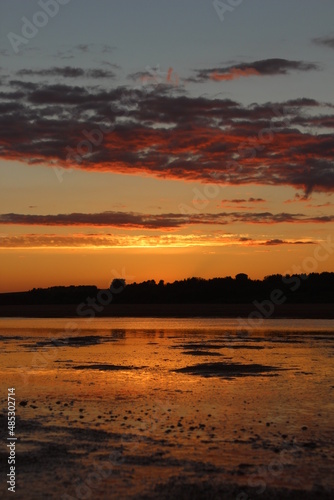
[1,318,333,499]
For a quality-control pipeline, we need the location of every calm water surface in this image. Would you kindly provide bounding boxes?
[0,318,333,499]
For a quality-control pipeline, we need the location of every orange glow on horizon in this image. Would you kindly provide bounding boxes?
[1,242,333,293]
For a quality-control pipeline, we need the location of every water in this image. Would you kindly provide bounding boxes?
[1,318,333,499]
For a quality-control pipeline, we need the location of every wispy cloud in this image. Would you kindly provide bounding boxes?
[1,211,333,230]
[17,67,116,79]
[261,239,316,246]
[54,44,115,60]
[313,35,334,49]
[0,232,319,249]
[220,198,266,208]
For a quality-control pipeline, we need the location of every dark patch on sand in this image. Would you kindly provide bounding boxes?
[182,350,222,357]
[136,476,333,500]
[173,362,281,378]
[35,335,103,348]
[0,335,24,341]
[72,364,146,371]
[220,344,265,350]
[124,454,224,473]
[267,339,304,344]
[172,343,223,350]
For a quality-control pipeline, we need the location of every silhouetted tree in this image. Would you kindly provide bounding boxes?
[110,279,126,293]
[235,273,249,282]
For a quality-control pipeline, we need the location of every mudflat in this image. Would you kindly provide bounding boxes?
[0,317,333,499]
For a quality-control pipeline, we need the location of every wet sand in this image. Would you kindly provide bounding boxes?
[0,318,333,499]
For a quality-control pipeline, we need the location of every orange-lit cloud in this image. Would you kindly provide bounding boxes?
[0,77,333,195]
[0,233,318,249]
[210,68,260,81]
[190,58,318,83]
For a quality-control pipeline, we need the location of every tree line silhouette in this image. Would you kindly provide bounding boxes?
[1,273,333,305]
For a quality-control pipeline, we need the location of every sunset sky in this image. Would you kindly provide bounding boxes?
[0,0,334,292]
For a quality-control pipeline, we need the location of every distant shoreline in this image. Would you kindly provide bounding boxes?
[0,303,333,319]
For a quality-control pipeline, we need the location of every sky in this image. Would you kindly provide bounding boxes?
[0,0,334,292]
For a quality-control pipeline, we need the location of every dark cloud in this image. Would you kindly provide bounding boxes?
[313,36,334,49]
[221,198,266,204]
[76,44,89,53]
[0,78,333,194]
[87,69,115,79]
[264,239,288,246]
[101,44,116,54]
[283,98,320,107]
[0,211,333,230]
[262,239,315,246]
[189,59,319,82]
[128,70,152,81]
[0,90,25,100]
[54,44,115,59]
[17,67,115,79]
[306,201,334,208]
[219,198,266,209]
